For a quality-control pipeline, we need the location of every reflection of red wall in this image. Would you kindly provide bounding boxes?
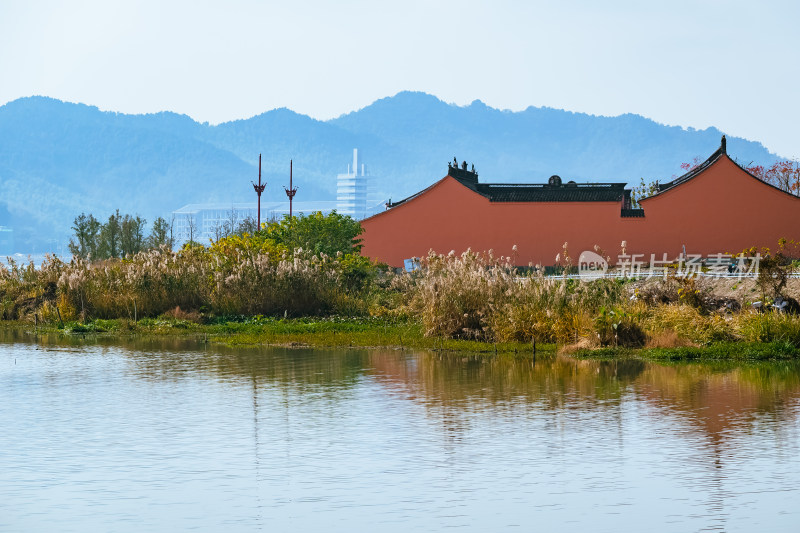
[362,155,800,267]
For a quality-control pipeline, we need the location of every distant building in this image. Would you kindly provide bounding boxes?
[337,149,374,220]
[171,201,338,247]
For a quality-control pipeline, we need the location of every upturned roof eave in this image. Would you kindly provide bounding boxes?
[640,135,800,203]
[645,144,727,199]
[361,175,464,222]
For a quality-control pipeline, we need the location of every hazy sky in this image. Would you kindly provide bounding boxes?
[1,0,798,158]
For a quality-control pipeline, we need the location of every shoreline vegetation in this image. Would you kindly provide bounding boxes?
[0,317,554,356]
[2,317,798,362]
[2,212,799,361]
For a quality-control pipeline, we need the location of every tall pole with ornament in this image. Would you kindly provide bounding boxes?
[284,159,298,219]
[252,154,266,230]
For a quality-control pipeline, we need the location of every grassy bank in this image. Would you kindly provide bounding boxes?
[2,317,552,355]
[2,219,799,360]
[4,316,800,362]
[573,341,800,361]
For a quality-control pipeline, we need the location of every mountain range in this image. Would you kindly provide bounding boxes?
[0,91,780,252]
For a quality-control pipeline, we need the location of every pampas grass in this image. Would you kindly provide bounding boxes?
[3,245,799,356]
[1,245,375,322]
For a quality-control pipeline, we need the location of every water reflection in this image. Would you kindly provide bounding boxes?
[2,328,800,532]
[5,327,800,449]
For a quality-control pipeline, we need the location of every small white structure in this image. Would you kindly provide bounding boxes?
[337,149,373,220]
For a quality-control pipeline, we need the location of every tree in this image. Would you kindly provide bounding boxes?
[650,156,800,207]
[68,213,101,259]
[147,216,173,250]
[630,178,660,208]
[679,156,703,173]
[686,155,800,196]
[120,214,147,256]
[235,215,258,236]
[745,160,800,196]
[264,211,363,256]
[211,221,226,242]
[186,215,199,246]
[168,214,176,249]
[69,211,179,259]
[98,210,122,259]
[224,206,239,237]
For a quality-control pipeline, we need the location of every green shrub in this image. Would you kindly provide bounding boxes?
[594,306,645,347]
[734,311,800,346]
[642,304,732,345]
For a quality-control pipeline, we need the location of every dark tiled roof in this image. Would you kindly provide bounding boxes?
[621,208,645,218]
[655,136,727,194]
[474,183,627,202]
[385,166,629,209]
[385,180,440,208]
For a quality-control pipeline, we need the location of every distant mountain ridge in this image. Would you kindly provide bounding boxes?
[0,92,779,251]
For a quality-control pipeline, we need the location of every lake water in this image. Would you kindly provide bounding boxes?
[2,329,800,532]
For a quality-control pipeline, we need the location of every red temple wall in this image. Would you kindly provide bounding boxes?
[360,156,800,267]
[632,156,800,258]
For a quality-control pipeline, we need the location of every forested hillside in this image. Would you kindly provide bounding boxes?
[0,92,778,251]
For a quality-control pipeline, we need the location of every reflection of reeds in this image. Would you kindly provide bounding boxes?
[368,350,800,440]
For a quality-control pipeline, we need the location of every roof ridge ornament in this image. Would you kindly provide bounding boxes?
[447,158,478,182]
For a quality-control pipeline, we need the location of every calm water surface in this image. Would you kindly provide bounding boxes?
[2,329,800,532]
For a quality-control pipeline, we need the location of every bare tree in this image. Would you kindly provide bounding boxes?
[224,206,239,236]
[235,215,258,236]
[187,215,198,246]
[211,221,226,242]
[168,214,176,250]
[209,206,240,242]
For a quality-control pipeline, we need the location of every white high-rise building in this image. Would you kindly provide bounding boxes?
[337,149,371,220]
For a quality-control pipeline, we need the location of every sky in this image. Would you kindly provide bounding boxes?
[1,0,798,158]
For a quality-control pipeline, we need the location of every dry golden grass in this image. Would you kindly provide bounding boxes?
[161,306,202,323]
[411,249,627,343]
[645,329,698,349]
[3,246,799,355]
[1,245,376,322]
[558,336,601,354]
